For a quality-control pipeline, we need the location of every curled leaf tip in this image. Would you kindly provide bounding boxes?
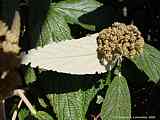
[97,22,144,67]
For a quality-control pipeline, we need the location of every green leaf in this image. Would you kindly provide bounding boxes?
[38,9,72,46]
[38,0,102,46]
[54,0,102,31]
[18,108,30,120]
[38,97,48,108]
[101,75,131,120]
[24,64,37,85]
[131,43,160,83]
[34,111,53,120]
[47,87,97,120]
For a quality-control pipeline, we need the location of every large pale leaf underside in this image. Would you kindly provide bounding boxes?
[21,33,106,74]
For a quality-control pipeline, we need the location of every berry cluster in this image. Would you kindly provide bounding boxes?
[97,22,144,66]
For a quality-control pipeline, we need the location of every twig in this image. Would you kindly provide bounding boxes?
[91,113,101,120]
[2,95,14,120]
[13,89,36,115]
[12,99,23,120]
[2,99,6,120]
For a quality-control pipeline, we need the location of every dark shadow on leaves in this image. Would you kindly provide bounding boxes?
[26,70,104,119]
[146,80,160,119]
[86,86,108,120]
[30,70,102,95]
[121,58,160,118]
[121,58,149,86]
[86,70,115,120]
[79,0,160,49]
[79,5,113,31]
[19,0,50,50]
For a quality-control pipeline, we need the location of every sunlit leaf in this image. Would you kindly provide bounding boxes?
[47,88,97,120]
[30,0,102,47]
[18,108,30,120]
[132,43,160,83]
[101,75,131,120]
[54,0,102,30]
[38,97,48,108]
[24,63,37,85]
[34,111,53,120]
[38,9,72,46]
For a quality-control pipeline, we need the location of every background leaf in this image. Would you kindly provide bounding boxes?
[131,43,160,83]
[38,97,48,109]
[32,0,102,47]
[38,9,72,46]
[18,108,30,120]
[28,71,102,120]
[34,111,53,120]
[24,64,37,85]
[54,0,102,30]
[101,75,131,120]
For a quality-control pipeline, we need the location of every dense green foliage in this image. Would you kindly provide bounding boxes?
[2,0,160,120]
